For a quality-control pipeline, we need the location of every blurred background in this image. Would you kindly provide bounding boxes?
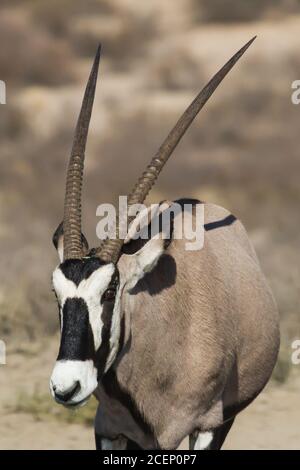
[0,0,299,449]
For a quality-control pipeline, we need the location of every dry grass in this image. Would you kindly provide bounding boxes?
[11,390,97,426]
[1,0,158,70]
[193,0,300,23]
[0,10,75,86]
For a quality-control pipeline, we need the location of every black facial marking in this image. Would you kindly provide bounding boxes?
[95,267,119,378]
[57,298,95,360]
[117,314,126,356]
[60,257,107,286]
[95,297,113,379]
[56,259,121,374]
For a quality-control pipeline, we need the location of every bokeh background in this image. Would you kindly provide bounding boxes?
[0,0,299,449]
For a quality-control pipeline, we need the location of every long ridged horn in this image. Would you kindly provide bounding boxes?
[98,37,256,264]
[63,45,101,260]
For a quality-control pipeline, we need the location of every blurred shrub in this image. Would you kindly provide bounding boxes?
[0,276,57,341]
[0,104,26,141]
[0,11,75,86]
[194,0,298,23]
[13,389,97,425]
[272,355,291,383]
[67,14,157,69]
[29,0,158,66]
[30,0,113,37]
[146,47,205,90]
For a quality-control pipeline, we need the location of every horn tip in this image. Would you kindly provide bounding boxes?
[93,43,101,70]
[248,35,257,45]
[96,43,102,58]
[231,36,256,64]
[242,36,257,52]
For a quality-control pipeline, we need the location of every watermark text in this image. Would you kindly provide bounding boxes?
[0,80,6,104]
[0,340,6,365]
[96,198,204,252]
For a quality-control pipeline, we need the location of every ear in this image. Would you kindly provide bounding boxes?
[119,237,166,290]
[52,222,89,263]
[119,202,173,289]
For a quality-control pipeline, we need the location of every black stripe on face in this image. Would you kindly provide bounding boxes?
[94,267,120,377]
[57,298,95,361]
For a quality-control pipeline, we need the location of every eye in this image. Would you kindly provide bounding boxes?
[102,288,116,303]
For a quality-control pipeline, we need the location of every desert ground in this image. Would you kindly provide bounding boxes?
[0,337,299,449]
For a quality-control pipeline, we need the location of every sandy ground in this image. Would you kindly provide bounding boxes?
[223,379,300,450]
[0,338,299,450]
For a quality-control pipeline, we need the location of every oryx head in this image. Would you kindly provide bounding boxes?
[50,39,255,407]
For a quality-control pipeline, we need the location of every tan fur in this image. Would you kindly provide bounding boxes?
[95,202,279,449]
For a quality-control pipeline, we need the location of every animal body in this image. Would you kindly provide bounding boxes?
[50,38,279,450]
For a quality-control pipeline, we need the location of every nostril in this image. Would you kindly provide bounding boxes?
[54,381,80,403]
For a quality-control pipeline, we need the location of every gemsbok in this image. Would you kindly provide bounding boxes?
[50,38,280,450]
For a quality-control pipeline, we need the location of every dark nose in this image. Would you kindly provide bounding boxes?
[53,381,80,403]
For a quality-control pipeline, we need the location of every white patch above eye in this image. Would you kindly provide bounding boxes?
[52,268,77,303]
[52,263,115,350]
[52,263,115,304]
